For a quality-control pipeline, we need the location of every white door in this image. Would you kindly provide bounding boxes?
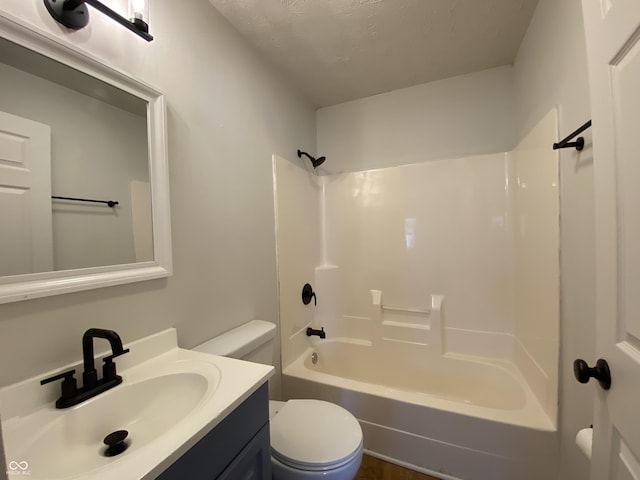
[0,111,53,276]
[582,1,640,478]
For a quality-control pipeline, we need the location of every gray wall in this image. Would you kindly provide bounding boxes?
[0,0,316,407]
[316,66,515,174]
[513,0,594,479]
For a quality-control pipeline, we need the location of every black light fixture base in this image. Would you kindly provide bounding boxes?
[131,17,149,34]
[44,0,154,41]
[44,0,90,30]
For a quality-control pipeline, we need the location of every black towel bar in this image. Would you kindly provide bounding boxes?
[553,120,592,151]
[52,196,119,208]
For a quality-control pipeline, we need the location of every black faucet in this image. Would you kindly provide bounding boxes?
[41,328,130,409]
[82,328,128,389]
[306,327,326,339]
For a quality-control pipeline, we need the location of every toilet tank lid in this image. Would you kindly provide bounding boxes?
[193,320,276,359]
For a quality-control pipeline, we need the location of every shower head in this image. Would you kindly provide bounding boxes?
[297,149,326,169]
[312,156,326,168]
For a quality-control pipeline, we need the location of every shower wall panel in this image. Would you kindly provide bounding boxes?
[510,109,560,422]
[272,155,322,367]
[321,153,515,336]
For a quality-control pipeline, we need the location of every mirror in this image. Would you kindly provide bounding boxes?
[0,12,171,303]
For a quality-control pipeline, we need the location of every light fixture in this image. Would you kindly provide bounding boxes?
[128,0,149,34]
[44,0,153,42]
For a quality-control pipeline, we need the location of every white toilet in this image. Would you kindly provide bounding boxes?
[193,320,363,480]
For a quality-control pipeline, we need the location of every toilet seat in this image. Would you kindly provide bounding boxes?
[270,399,363,471]
[272,439,363,472]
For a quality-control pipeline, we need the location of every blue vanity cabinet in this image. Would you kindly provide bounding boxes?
[156,383,271,480]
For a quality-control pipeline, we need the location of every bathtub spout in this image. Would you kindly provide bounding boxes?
[307,327,326,339]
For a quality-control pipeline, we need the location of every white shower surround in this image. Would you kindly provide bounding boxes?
[273,109,559,478]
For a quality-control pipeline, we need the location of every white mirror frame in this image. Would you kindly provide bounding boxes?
[0,11,172,303]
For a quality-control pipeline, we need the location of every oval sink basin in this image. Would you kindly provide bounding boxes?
[0,329,273,480]
[4,357,221,480]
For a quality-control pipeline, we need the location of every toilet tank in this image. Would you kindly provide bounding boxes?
[193,320,276,365]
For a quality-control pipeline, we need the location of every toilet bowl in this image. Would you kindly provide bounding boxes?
[269,399,363,480]
[193,320,363,479]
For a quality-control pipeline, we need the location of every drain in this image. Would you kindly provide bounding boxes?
[103,430,129,457]
[311,352,318,365]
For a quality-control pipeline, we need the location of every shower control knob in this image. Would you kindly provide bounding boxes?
[302,283,317,306]
[573,358,611,390]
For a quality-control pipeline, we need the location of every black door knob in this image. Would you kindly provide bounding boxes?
[573,358,611,390]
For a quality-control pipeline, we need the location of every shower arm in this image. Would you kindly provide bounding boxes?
[297,150,315,162]
[297,149,326,169]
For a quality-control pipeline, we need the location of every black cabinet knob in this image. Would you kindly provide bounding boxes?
[573,358,611,390]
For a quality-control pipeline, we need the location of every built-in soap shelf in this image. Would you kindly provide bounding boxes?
[382,304,431,315]
[370,290,444,352]
[381,307,430,330]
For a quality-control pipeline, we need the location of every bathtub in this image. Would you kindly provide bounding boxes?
[282,339,558,480]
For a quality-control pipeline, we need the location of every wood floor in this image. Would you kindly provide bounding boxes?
[355,454,441,480]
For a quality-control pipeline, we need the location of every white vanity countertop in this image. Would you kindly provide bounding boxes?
[0,328,274,480]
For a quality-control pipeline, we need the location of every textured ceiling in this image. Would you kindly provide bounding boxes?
[208,0,539,107]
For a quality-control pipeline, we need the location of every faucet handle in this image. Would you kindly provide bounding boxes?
[40,369,77,400]
[102,349,130,382]
[103,348,130,362]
